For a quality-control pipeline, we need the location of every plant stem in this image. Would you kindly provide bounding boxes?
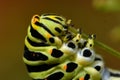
[95,40,120,58]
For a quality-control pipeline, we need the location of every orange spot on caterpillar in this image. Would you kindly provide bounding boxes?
[47,33,51,38]
[79,77,84,80]
[63,65,67,70]
[32,15,39,24]
[33,18,38,23]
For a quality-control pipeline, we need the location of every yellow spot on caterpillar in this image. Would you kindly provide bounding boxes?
[79,77,84,80]
[49,49,53,54]
[67,19,72,25]
[32,25,38,30]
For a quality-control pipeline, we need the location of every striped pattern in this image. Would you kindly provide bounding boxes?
[23,14,75,80]
[23,14,120,80]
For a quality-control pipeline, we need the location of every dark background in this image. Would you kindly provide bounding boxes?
[0,0,120,80]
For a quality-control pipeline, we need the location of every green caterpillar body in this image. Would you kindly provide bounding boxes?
[23,14,120,80]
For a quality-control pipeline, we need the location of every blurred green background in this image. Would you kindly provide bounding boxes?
[0,0,120,80]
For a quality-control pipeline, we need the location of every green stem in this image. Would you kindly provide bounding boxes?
[94,40,120,58]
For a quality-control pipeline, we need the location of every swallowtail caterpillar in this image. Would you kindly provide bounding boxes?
[23,13,120,80]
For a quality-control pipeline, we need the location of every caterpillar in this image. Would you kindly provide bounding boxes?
[23,13,120,80]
